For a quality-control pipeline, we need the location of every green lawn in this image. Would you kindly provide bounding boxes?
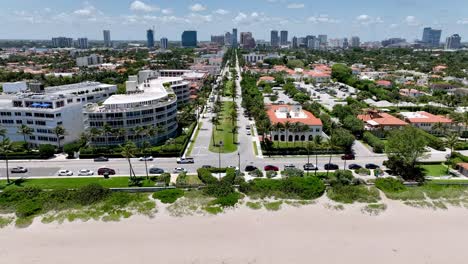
[185,175,203,185]
[253,142,258,156]
[186,122,202,156]
[0,177,131,190]
[209,101,238,153]
[420,164,448,176]
[223,80,234,97]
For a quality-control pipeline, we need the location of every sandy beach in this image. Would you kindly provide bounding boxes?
[1,197,468,264]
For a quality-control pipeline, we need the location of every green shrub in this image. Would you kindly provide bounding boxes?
[282,168,304,177]
[375,178,406,193]
[419,130,445,151]
[38,144,56,158]
[250,169,263,178]
[329,170,355,186]
[356,168,371,175]
[197,168,218,184]
[16,200,42,218]
[220,168,236,184]
[363,132,385,153]
[327,185,380,204]
[204,182,235,198]
[266,171,277,178]
[158,173,171,186]
[176,172,188,185]
[74,184,110,205]
[240,177,325,200]
[210,192,241,207]
[152,189,184,204]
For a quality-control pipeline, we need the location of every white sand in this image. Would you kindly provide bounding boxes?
[1,198,468,264]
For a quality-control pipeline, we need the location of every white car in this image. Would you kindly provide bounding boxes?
[173,167,187,173]
[139,156,154,161]
[78,169,94,176]
[58,170,73,176]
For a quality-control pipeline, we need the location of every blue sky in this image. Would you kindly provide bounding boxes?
[0,0,467,41]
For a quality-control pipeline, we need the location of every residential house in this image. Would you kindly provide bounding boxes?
[400,111,453,134]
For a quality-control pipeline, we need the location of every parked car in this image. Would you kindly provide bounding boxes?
[365,163,380,169]
[94,156,109,162]
[139,156,153,161]
[149,167,164,174]
[341,153,355,160]
[77,169,94,176]
[173,167,187,173]
[303,163,318,171]
[245,165,258,172]
[324,163,339,170]
[264,165,279,171]
[227,165,240,171]
[348,164,362,170]
[97,168,116,175]
[58,170,73,176]
[10,166,27,173]
[176,157,194,164]
[246,130,251,135]
[245,125,250,130]
[202,165,213,169]
[284,164,296,169]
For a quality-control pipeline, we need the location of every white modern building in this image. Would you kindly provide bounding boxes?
[84,72,185,146]
[0,82,116,147]
[76,54,104,67]
[243,53,265,64]
[2,81,28,93]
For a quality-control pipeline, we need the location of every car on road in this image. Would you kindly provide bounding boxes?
[324,163,339,170]
[10,166,28,173]
[94,156,109,162]
[139,156,153,161]
[264,165,279,171]
[348,164,362,170]
[77,169,94,176]
[202,165,213,169]
[97,168,116,175]
[245,165,258,172]
[246,125,250,130]
[284,164,296,169]
[149,167,164,174]
[246,130,251,135]
[176,157,194,164]
[173,167,187,173]
[58,170,73,176]
[341,153,355,160]
[365,163,380,169]
[303,163,318,171]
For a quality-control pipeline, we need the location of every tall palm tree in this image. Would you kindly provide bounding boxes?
[433,122,447,136]
[141,141,151,179]
[121,141,137,179]
[314,134,323,176]
[0,138,13,184]
[229,109,237,126]
[290,122,299,146]
[273,122,284,148]
[284,121,292,148]
[0,127,6,139]
[78,132,90,148]
[445,132,459,158]
[326,136,336,177]
[102,123,113,146]
[52,125,67,151]
[133,126,146,145]
[17,124,33,148]
[89,128,102,145]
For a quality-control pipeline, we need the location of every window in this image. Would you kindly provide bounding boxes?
[15,120,22,124]
[26,112,32,116]
[27,120,33,125]
[35,120,46,126]
[1,120,14,124]
[29,136,36,140]
[56,113,61,118]
[0,112,11,116]
[57,121,63,125]
[15,112,21,116]
[67,99,73,103]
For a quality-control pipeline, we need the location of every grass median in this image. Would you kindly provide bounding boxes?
[209,101,238,153]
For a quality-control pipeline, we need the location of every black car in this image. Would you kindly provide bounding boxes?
[149,168,164,174]
[202,165,213,169]
[348,164,362,170]
[94,156,109,162]
[365,163,380,169]
[324,163,339,170]
[245,165,258,172]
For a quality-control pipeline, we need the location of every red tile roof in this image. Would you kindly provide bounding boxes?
[404,111,452,124]
[266,105,322,126]
[458,163,468,170]
[376,80,392,87]
[358,113,407,126]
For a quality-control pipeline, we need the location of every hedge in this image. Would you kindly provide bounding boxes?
[362,132,385,153]
[197,168,219,185]
[419,130,445,151]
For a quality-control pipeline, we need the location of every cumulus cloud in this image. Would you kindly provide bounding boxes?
[307,14,339,24]
[162,8,173,15]
[190,3,207,12]
[214,9,230,15]
[130,0,159,12]
[404,15,420,26]
[356,14,383,25]
[457,18,468,24]
[233,12,287,26]
[287,3,305,9]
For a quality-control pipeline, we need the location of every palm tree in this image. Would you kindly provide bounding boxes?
[121,141,137,179]
[326,136,336,177]
[132,126,146,145]
[17,124,33,148]
[229,109,237,126]
[0,127,6,139]
[290,122,300,146]
[89,128,102,145]
[52,125,67,151]
[314,135,323,176]
[0,138,13,184]
[141,141,152,179]
[78,132,90,148]
[284,121,292,148]
[433,122,447,136]
[445,132,459,158]
[102,123,113,146]
[272,122,284,148]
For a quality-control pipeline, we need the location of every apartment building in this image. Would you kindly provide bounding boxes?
[400,111,452,134]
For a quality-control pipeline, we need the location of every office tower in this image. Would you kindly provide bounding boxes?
[280,30,288,45]
[381,38,406,47]
[224,32,232,47]
[147,29,155,48]
[103,30,111,47]
[210,35,225,45]
[292,36,298,48]
[240,32,255,49]
[160,37,168,49]
[307,37,320,50]
[240,32,251,46]
[232,28,238,47]
[270,30,279,47]
[422,27,442,47]
[445,34,462,50]
[51,37,73,48]
[181,31,197,47]
[318,35,327,46]
[350,36,360,48]
[77,38,88,49]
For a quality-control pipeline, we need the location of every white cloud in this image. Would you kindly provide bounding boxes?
[73,3,102,17]
[287,3,305,9]
[130,1,159,12]
[190,3,207,12]
[162,8,173,15]
[187,13,213,23]
[233,12,287,26]
[214,9,229,15]
[356,14,383,25]
[308,14,339,24]
[457,18,468,24]
[389,23,398,28]
[404,15,420,26]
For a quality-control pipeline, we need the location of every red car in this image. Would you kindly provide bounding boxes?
[264,165,279,171]
[97,168,116,175]
[341,154,355,160]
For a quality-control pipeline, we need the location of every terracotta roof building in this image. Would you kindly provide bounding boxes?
[400,111,453,134]
[358,110,407,132]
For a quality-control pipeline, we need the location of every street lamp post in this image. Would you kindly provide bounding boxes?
[237,151,241,176]
[218,141,223,170]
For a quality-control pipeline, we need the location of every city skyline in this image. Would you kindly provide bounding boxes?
[1,0,468,41]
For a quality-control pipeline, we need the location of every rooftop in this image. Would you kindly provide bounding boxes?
[267,104,322,126]
[358,112,407,126]
[400,111,452,124]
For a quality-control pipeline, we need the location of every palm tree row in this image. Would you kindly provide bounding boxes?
[88,123,166,146]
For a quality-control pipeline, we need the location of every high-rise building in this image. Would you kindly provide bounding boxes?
[224,32,232,47]
[160,37,168,49]
[232,28,238,47]
[51,37,73,48]
[307,37,320,50]
[350,36,360,48]
[381,38,406,47]
[240,32,251,46]
[292,36,298,49]
[445,34,462,50]
[147,29,155,48]
[77,38,88,49]
[210,35,225,46]
[422,27,442,48]
[318,35,328,47]
[280,30,288,46]
[103,30,111,47]
[240,32,255,49]
[343,38,349,49]
[181,31,197,47]
[270,30,279,47]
